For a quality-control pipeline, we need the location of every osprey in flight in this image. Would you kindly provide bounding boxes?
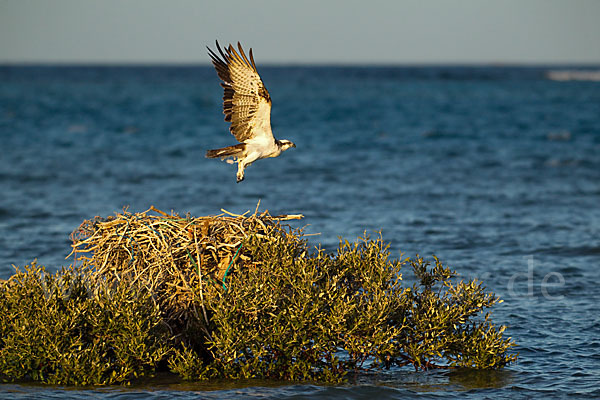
[206,41,296,182]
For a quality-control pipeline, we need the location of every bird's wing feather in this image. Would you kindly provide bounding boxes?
[207,41,273,143]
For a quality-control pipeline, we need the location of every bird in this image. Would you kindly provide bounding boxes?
[206,41,296,183]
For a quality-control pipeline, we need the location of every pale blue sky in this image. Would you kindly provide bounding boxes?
[1,0,599,64]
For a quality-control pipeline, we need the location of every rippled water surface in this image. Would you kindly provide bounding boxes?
[1,65,599,398]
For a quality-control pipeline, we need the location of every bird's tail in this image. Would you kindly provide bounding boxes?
[205,144,245,159]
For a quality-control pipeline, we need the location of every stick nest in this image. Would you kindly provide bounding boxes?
[68,205,303,329]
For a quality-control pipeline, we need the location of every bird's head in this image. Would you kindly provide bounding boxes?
[278,139,296,152]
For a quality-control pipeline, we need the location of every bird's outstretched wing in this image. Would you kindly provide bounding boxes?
[207,41,273,143]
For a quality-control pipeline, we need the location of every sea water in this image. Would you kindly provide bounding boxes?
[0,65,599,398]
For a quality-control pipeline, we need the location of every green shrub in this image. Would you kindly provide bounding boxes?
[181,231,516,381]
[0,262,169,385]
[0,214,516,385]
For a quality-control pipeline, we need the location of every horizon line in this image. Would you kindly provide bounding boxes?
[2,61,600,68]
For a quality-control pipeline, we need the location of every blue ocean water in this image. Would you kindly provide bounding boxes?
[0,65,599,398]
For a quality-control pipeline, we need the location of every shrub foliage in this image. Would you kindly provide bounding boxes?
[0,263,168,385]
[0,209,517,385]
[197,232,516,381]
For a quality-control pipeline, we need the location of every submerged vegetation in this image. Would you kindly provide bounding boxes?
[0,208,516,385]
